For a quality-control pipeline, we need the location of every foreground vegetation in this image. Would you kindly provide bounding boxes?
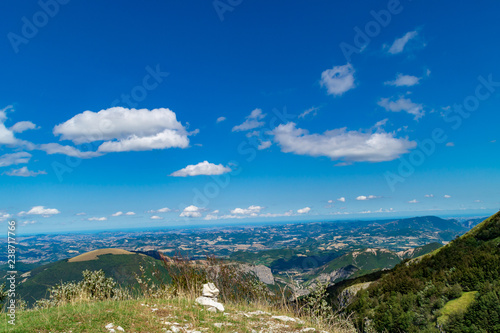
[1,254,355,332]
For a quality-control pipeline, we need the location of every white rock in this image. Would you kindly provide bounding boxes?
[202,282,219,298]
[170,326,181,333]
[301,328,316,332]
[116,326,125,332]
[196,296,224,312]
[272,315,296,322]
[105,323,114,329]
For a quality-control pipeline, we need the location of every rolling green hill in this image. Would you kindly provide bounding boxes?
[346,211,500,333]
[306,243,442,284]
[17,249,169,305]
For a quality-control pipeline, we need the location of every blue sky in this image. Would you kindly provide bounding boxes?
[1,0,499,234]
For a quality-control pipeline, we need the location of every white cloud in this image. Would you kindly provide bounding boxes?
[337,197,346,202]
[150,215,163,220]
[443,195,452,198]
[356,195,380,201]
[148,207,171,213]
[425,194,434,198]
[298,106,320,119]
[320,63,355,96]
[408,199,419,204]
[88,217,107,221]
[38,143,102,158]
[76,212,86,216]
[0,213,13,221]
[170,161,231,177]
[111,211,123,217]
[258,141,272,150]
[378,97,424,120]
[3,166,46,177]
[446,142,455,147]
[231,205,264,216]
[327,200,333,204]
[387,31,418,54]
[23,206,60,216]
[10,121,38,133]
[125,211,135,215]
[384,74,421,87]
[0,152,32,167]
[53,107,191,152]
[22,220,37,225]
[0,105,18,145]
[216,117,226,123]
[297,207,311,214]
[180,205,202,218]
[232,109,266,132]
[271,122,416,163]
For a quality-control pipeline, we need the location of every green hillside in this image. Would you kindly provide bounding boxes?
[347,211,500,333]
[17,250,169,305]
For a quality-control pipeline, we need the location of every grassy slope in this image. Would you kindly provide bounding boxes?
[1,297,354,333]
[18,253,169,304]
[437,291,478,326]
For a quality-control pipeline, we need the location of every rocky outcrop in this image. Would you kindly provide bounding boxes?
[240,264,275,285]
[316,265,358,285]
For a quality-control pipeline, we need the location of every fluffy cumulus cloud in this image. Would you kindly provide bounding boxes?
[170,161,231,177]
[38,143,102,158]
[356,195,380,201]
[150,215,163,220]
[20,206,60,216]
[320,64,355,96]
[230,205,264,216]
[444,194,452,198]
[148,207,171,213]
[180,205,202,218]
[0,105,18,145]
[271,122,416,163]
[384,74,421,87]
[387,31,418,54]
[297,207,311,214]
[258,141,272,150]
[378,97,424,120]
[3,166,46,177]
[425,194,434,198]
[337,197,346,202]
[88,217,107,221]
[111,211,123,217]
[0,105,39,146]
[53,107,191,153]
[0,152,32,167]
[216,116,226,123]
[10,121,38,133]
[408,199,419,204]
[232,109,266,132]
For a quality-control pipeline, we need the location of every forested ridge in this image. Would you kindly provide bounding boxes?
[347,211,500,332]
